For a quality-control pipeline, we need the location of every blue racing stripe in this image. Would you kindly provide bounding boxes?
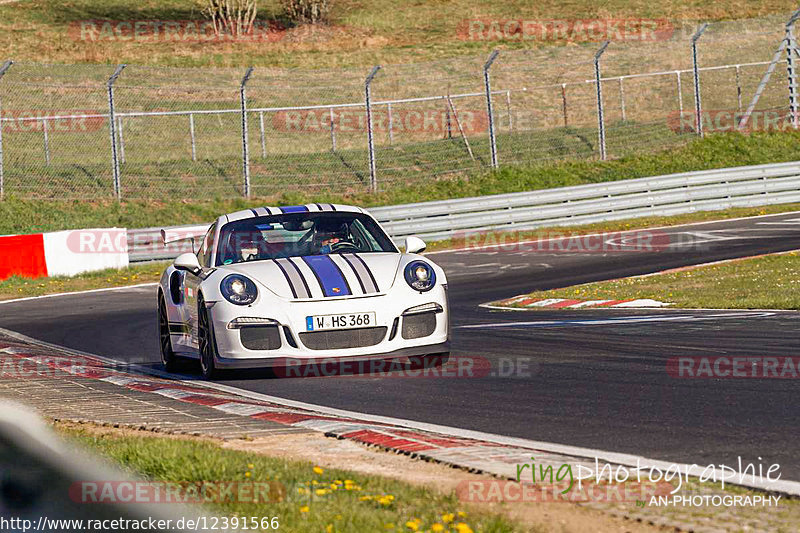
[301,255,352,297]
[279,205,309,213]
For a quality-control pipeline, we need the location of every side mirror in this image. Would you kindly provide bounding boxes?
[174,252,202,274]
[405,236,427,254]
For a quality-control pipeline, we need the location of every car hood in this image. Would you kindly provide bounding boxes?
[221,253,402,301]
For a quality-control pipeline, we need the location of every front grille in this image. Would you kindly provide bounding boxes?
[402,312,437,340]
[299,327,388,350]
[240,326,282,350]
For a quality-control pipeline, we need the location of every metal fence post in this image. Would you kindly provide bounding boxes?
[786,11,800,128]
[618,78,627,121]
[387,103,394,145]
[259,111,267,158]
[0,60,12,200]
[483,50,499,169]
[734,65,743,112]
[106,64,126,200]
[594,41,610,161]
[189,113,197,161]
[691,24,708,136]
[561,83,568,127]
[675,71,684,116]
[42,119,50,165]
[365,65,381,192]
[329,107,337,152]
[117,117,126,164]
[506,90,513,131]
[239,67,254,199]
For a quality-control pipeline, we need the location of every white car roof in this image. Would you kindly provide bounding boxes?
[224,204,365,224]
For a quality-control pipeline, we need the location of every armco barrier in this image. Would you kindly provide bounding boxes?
[0,228,129,281]
[127,161,800,261]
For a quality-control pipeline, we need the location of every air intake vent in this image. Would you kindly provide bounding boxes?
[402,312,437,340]
[240,326,282,350]
[299,327,388,350]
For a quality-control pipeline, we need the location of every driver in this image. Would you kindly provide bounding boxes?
[314,220,353,254]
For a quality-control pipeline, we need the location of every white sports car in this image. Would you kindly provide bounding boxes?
[157,204,450,379]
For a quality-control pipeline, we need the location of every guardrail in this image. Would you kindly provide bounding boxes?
[128,161,800,262]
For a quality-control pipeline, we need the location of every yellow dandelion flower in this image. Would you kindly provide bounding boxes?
[326,525,333,533]
[299,505,309,513]
[431,524,444,532]
[457,511,466,518]
[442,513,455,524]
[313,466,324,475]
[315,489,328,496]
[244,471,251,478]
[455,523,473,533]
[247,463,254,469]
[404,521,419,531]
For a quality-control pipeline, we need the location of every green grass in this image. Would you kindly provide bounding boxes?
[3,130,800,235]
[0,261,168,300]
[1,0,796,68]
[58,426,526,533]
[498,252,800,310]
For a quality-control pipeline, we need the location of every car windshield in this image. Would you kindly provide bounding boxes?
[215,212,398,266]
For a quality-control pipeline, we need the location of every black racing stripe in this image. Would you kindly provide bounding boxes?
[329,204,336,211]
[315,203,322,211]
[340,254,366,294]
[249,208,259,216]
[354,253,379,292]
[272,259,297,299]
[286,257,312,298]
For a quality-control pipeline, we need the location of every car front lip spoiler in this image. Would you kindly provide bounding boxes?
[213,341,450,370]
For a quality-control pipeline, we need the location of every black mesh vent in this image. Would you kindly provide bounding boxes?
[240,326,282,350]
[299,327,388,350]
[401,312,437,340]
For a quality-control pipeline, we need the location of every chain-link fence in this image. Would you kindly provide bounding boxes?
[1,13,799,201]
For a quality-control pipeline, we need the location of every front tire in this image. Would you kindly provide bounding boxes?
[197,296,220,380]
[158,293,177,373]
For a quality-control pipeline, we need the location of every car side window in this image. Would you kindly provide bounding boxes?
[196,224,216,268]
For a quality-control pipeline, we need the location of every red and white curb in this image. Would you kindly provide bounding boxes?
[486,296,672,310]
[1,327,798,498]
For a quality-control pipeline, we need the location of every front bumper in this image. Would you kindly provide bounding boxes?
[208,284,450,368]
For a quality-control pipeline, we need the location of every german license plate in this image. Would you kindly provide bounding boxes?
[306,312,376,331]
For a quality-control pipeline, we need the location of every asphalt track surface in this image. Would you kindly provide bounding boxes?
[2,212,800,479]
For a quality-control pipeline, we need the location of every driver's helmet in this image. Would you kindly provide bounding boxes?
[313,219,349,253]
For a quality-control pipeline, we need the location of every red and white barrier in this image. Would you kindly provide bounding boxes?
[0,228,129,281]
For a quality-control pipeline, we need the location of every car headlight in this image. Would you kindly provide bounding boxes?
[220,274,258,305]
[404,261,436,292]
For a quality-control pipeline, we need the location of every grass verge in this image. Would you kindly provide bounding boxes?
[0,261,168,301]
[57,426,524,533]
[496,252,800,310]
[3,131,800,235]
[1,0,795,67]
